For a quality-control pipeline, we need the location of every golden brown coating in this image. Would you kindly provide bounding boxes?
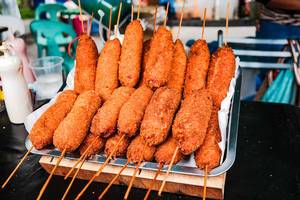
[141,87,181,146]
[194,130,221,171]
[138,39,152,87]
[79,133,106,157]
[29,90,77,150]
[172,89,213,155]
[104,133,130,158]
[95,38,121,101]
[208,105,222,142]
[155,136,183,165]
[126,135,156,163]
[118,86,153,137]
[206,46,236,108]
[184,39,210,97]
[53,90,102,152]
[90,87,135,138]
[144,27,174,89]
[119,20,143,87]
[74,34,98,94]
[167,39,187,92]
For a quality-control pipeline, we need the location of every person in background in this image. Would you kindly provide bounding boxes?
[256,0,300,39]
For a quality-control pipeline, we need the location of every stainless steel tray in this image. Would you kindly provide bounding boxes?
[25,71,241,177]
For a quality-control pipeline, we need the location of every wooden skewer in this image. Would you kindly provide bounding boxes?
[124,160,143,200]
[75,134,126,200]
[143,163,163,200]
[225,0,230,46]
[176,0,185,40]
[65,137,98,180]
[163,1,170,27]
[131,3,134,22]
[98,161,129,200]
[108,7,113,39]
[158,146,179,196]
[36,149,66,200]
[153,5,158,33]
[1,146,33,189]
[116,0,123,38]
[78,0,84,33]
[137,0,141,20]
[202,165,208,200]
[201,8,207,40]
[88,12,94,36]
[62,154,88,200]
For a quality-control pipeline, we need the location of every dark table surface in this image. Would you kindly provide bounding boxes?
[0,101,300,200]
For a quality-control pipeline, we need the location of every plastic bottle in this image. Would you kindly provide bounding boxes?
[0,42,33,124]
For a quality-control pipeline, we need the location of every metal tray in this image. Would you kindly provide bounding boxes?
[25,71,241,177]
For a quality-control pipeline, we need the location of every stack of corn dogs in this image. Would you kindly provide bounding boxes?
[2,1,236,199]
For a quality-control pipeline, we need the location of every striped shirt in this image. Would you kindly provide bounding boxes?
[257,0,300,26]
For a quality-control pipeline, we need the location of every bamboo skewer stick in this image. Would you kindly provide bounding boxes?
[37,149,66,200]
[98,161,129,200]
[176,0,185,40]
[116,1,123,38]
[158,146,179,196]
[124,160,143,200]
[202,165,208,200]
[131,4,134,22]
[62,154,88,200]
[64,137,98,180]
[201,8,207,40]
[1,146,33,189]
[137,0,141,20]
[163,1,170,27]
[78,0,84,33]
[108,7,113,39]
[225,0,230,46]
[75,134,126,200]
[143,163,163,200]
[88,12,94,36]
[153,6,158,33]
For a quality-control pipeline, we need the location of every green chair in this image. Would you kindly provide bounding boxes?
[35,3,66,21]
[34,3,73,57]
[30,20,77,74]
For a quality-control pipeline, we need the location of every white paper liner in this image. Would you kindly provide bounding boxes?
[24,57,240,168]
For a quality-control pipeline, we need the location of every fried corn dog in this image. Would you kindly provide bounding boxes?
[119,20,143,87]
[95,39,121,101]
[206,46,236,108]
[155,136,183,165]
[173,89,213,155]
[167,39,187,92]
[138,39,151,87]
[208,105,222,142]
[126,135,156,163]
[79,133,106,157]
[184,39,210,97]
[91,87,135,138]
[74,34,98,93]
[141,87,181,146]
[105,133,130,158]
[118,86,153,137]
[53,90,102,152]
[194,130,221,171]
[29,90,77,149]
[144,27,174,89]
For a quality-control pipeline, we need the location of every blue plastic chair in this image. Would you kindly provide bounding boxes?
[34,3,73,57]
[30,20,77,74]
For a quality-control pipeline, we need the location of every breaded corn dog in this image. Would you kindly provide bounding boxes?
[53,90,102,152]
[29,90,77,149]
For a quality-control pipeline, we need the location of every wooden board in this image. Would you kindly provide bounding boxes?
[39,155,226,199]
